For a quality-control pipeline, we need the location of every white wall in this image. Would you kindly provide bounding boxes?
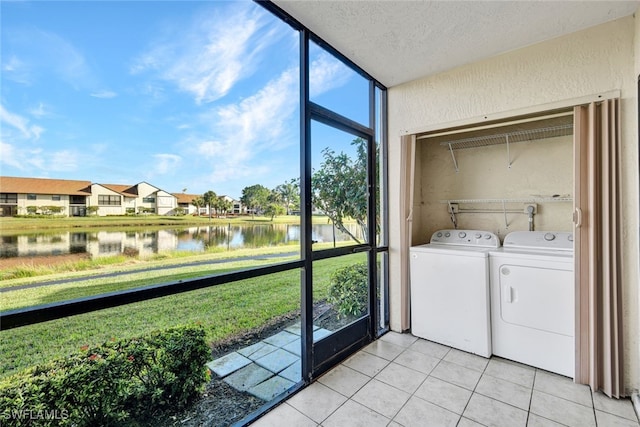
[387,16,639,393]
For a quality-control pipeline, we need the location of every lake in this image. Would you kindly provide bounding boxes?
[0,223,363,260]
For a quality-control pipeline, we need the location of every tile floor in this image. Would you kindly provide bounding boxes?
[250,332,640,427]
[207,324,332,401]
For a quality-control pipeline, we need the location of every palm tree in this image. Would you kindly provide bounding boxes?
[191,197,205,216]
[275,179,299,215]
[203,191,217,221]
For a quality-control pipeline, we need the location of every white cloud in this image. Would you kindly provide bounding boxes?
[90,90,117,99]
[152,153,182,175]
[2,55,31,85]
[309,51,353,98]
[196,66,297,159]
[3,28,107,93]
[0,141,78,173]
[188,66,298,188]
[131,3,283,104]
[29,102,51,118]
[0,141,25,170]
[0,104,44,140]
[48,150,78,171]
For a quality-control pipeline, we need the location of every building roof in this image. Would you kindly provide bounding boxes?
[0,176,92,196]
[172,193,201,205]
[100,184,138,197]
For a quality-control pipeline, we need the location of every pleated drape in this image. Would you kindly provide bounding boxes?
[573,99,624,397]
[399,134,416,331]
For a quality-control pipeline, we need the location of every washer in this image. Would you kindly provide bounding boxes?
[490,231,574,377]
[410,229,500,357]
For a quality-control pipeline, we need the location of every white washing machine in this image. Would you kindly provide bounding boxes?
[410,229,500,357]
[490,231,574,377]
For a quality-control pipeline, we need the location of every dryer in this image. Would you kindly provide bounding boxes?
[490,231,574,377]
[410,229,500,357]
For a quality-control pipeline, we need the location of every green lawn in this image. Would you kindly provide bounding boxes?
[0,254,361,378]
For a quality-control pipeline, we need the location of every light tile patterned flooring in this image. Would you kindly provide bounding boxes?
[251,332,640,427]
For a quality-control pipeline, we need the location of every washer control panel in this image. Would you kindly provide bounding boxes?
[503,231,573,251]
[430,229,500,248]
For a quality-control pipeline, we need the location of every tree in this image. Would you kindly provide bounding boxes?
[312,137,370,243]
[274,179,300,215]
[240,184,270,219]
[216,196,233,217]
[264,202,285,221]
[191,197,204,215]
[202,191,217,220]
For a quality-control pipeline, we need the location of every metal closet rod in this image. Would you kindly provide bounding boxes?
[416,111,573,140]
[440,197,573,203]
[454,208,523,214]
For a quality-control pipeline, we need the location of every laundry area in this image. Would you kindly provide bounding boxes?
[409,111,577,378]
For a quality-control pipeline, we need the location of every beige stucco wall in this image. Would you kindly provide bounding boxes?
[413,134,573,243]
[387,16,639,393]
[16,194,70,215]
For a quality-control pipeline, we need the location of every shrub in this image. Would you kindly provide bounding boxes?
[327,262,368,318]
[122,246,139,257]
[0,325,210,426]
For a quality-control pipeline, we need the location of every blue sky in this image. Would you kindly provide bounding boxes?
[1,0,368,198]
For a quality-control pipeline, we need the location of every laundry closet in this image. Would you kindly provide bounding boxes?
[409,110,578,377]
[412,111,574,243]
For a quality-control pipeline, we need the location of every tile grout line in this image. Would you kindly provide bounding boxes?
[456,350,491,426]
[591,385,599,427]
[384,346,443,425]
[525,368,537,427]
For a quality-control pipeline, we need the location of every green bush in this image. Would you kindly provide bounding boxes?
[0,325,210,426]
[327,262,368,318]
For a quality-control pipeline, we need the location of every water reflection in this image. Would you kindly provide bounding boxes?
[0,224,362,259]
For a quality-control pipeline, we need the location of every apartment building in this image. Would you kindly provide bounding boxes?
[0,176,178,217]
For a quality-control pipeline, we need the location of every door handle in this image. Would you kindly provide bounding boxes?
[503,285,513,303]
[573,207,582,228]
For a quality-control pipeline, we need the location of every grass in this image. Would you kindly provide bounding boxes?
[1,255,299,310]
[0,254,361,378]
[0,213,340,234]
[0,244,301,282]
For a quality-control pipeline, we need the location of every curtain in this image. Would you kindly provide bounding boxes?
[399,135,416,331]
[573,99,624,397]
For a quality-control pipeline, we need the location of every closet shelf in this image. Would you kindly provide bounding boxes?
[439,124,573,150]
[440,197,573,204]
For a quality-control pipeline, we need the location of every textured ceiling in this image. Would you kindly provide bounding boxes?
[272,1,639,87]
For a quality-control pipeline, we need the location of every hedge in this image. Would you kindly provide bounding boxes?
[327,262,369,318]
[0,325,210,426]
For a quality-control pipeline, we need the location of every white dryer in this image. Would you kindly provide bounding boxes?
[410,229,500,357]
[490,231,574,377]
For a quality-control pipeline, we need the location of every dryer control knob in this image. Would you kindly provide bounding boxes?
[544,233,556,241]
[436,232,443,238]
[475,233,482,239]
[484,234,492,239]
[444,232,451,237]
[458,232,466,238]
[568,234,574,242]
